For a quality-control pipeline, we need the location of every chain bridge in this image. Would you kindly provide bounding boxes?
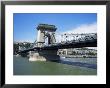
[17,24,97,61]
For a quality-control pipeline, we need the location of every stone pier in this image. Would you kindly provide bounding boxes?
[29,50,60,61]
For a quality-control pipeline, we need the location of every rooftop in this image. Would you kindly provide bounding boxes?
[37,24,57,31]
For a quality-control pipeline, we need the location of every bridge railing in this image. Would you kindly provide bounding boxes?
[54,33,97,45]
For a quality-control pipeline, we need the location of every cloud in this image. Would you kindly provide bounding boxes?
[64,22,97,34]
[55,22,97,43]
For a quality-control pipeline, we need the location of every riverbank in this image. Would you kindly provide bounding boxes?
[60,55,97,58]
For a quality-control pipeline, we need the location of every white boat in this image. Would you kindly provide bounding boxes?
[62,57,66,58]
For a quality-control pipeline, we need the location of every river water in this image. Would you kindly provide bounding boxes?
[13,56,97,75]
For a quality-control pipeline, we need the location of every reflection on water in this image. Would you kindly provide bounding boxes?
[59,58,97,69]
[13,56,97,75]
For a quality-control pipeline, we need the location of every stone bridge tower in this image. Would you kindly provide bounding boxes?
[37,24,57,47]
[29,24,60,61]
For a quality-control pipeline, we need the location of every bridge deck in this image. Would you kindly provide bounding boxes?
[18,39,97,53]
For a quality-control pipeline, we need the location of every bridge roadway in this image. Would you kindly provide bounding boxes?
[18,39,97,54]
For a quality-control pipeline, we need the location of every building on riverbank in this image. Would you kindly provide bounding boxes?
[14,41,32,55]
[57,48,97,58]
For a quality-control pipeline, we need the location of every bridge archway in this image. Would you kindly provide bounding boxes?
[45,32,51,45]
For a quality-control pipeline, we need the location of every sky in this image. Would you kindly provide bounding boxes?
[14,13,97,43]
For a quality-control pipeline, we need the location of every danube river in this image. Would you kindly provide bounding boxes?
[13,56,97,75]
